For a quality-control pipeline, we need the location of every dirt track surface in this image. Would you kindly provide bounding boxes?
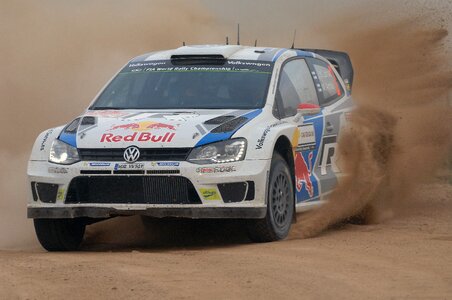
[0,183,450,299]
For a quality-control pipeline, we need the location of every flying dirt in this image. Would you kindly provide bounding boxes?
[292,24,452,238]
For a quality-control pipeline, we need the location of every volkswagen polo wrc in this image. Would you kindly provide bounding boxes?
[28,45,354,251]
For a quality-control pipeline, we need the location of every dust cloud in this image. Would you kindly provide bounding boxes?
[292,22,452,238]
[0,0,224,249]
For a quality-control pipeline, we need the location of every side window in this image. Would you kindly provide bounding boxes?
[308,58,344,106]
[276,59,319,118]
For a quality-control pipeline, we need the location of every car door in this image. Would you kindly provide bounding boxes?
[274,58,324,203]
[306,57,353,199]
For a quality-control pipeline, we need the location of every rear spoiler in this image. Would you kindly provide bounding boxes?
[300,49,354,93]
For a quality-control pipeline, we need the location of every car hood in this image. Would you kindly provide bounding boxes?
[61,109,262,149]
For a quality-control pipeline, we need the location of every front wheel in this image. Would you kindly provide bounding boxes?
[34,218,86,251]
[247,153,295,242]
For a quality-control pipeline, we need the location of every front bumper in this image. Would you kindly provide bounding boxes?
[27,159,270,219]
[28,206,266,219]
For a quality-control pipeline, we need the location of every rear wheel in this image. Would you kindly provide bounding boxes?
[34,218,86,251]
[247,152,294,242]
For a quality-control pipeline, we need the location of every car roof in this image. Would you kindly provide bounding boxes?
[130,45,315,63]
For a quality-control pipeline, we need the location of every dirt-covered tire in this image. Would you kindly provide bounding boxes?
[247,152,295,242]
[34,218,86,251]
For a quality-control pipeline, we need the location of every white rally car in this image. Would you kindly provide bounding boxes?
[28,45,354,251]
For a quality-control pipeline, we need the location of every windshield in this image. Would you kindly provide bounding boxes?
[90,59,274,110]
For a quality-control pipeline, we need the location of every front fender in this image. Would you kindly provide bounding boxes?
[238,120,296,160]
[29,126,65,161]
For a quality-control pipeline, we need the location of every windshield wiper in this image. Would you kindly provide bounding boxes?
[89,107,128,110]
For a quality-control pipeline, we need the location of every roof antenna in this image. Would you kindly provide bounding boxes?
[226,36,229,45]
[182,41,186,46]
[290,29,297,49]
[237,24,240,45]
[254,39,257,47]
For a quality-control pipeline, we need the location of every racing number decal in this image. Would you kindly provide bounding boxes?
[318,136,340,176]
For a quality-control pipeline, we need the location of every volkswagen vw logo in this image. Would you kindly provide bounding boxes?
[123,146,140,163]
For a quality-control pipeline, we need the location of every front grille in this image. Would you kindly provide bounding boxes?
[80,170,111,175]
[79,148,191,161]
[147,170,180,175]
[66,176,201,205]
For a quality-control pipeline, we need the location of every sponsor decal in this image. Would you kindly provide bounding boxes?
[89,162,111,167]
[295,151,314,197]
[56,188,65,201]
[319,136,339,175]
[151,162,180,167]
[255,121,285,150]
[114,163,145,170]
[199,188,221,201]
[40,129,53,151]
[162,113,199,122]
[100,132,175,143]
[196,166,236,174]
[48,167,68,174]
[110,121,177,132]
[296,124,316,151]
[128,61,167,68]
[227,60,272,68]
[86,110,129,118]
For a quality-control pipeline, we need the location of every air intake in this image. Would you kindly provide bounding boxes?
[170,54,226,65]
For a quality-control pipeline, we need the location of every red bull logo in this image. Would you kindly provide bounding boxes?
[100,132,175,143]
[110,121,176,131]
[294,151,314,197]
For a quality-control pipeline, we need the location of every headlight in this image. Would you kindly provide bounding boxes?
[187,138,247,164]
[49,139,80,165]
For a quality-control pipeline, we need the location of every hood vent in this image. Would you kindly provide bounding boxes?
[81,116,96,126]
[204,115,235,125]
[63,118,81,134]
[211,116,247,133]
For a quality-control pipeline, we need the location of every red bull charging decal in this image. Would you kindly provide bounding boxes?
[295,151,314,197]
[293,115,323,202]
[110,121,177,131]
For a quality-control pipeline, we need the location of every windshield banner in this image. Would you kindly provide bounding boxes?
[125,60,274,74]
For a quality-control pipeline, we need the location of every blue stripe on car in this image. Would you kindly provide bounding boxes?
[272,49,287,62]
[195,109,262,147]
[296,111,324,203]
[59,132,77,148]
[295,49,315,58]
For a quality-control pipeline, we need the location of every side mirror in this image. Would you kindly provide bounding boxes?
[297,103,321,116]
